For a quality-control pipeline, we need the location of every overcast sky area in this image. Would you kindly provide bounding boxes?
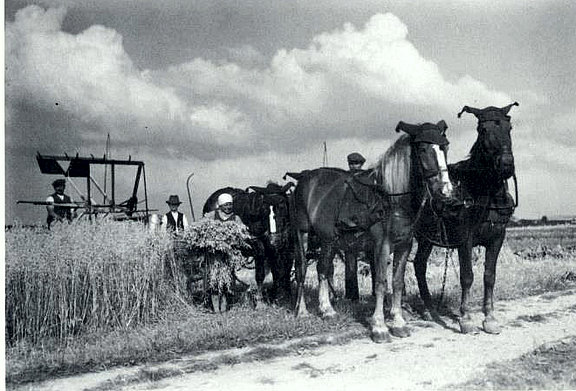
[5,0,576,224]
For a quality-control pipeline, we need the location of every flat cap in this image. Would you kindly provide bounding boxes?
[347,152,366,164]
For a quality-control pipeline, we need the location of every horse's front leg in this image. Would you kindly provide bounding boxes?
[344,248,359,301]
[413,240,435,320]
[254,252,266,308]
[369,223,391,343]
[458,242,478,334]
[389,240,412,338]
[317,242,337,318]
[483,231,505,334]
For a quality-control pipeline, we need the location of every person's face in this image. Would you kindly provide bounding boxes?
[54,184,65,195]
[220,202,233,214]
[169,203,179,212]
[348,162,363,171]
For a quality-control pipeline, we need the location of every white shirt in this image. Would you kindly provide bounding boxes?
[161,211,189,234]
[46,194,74,203]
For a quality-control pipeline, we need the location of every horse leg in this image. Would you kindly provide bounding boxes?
[482,232,505,334]
[458,242,478,334]
[294,231,310,317]
[344,248,359,301]
[413,240,436,320]
[317,243,337,318]
[389,240,412,338]
[254,252,266,308]
[277,252,293,304]
[366,244,376,297]
[368,223,391,343]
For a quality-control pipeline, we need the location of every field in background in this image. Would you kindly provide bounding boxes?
[5,223,576,385]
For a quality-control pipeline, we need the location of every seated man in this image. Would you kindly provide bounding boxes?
[46,179,76,228]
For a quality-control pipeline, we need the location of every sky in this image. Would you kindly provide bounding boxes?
[4,0,576,225]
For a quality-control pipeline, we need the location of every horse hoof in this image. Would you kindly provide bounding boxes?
[321,309,337,319]
[422,309,435,322]
[295,309,310,318]
[371,329,392,343]
[483,319,502,334]
[459,320,479,334]
[390,326,411,338]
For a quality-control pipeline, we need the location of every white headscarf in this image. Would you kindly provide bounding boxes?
[217,193,233,207]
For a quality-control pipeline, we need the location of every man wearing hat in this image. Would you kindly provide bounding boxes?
[203,193,245,225]
[46,178,76,228]
[347,152,366,172]
[161,195,189,234]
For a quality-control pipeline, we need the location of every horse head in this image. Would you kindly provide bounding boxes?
[246,182,294,247]
[395,120,453,198]
[458,102,518,180]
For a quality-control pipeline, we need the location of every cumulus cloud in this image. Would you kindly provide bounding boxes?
[7,6,515,162]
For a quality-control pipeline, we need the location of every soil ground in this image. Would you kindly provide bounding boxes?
[11,288,576,391]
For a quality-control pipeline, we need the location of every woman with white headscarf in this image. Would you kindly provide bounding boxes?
[203,193,245,225]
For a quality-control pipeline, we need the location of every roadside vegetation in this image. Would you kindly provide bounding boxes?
[5,222,576,385]
[456,335,576,390]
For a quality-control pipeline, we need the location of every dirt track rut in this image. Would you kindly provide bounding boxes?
[13,289,576,391]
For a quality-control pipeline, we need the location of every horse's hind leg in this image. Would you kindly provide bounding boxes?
[413,240,435,320]
[483,232,505,334]
[294,231,310,317]
[317,243,337,318]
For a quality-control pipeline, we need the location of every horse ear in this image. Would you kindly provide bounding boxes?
[501,102,519,115]
[457,105,482,119]
[395,121,420,136]
[436,120,448,134]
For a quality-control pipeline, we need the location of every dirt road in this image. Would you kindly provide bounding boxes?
[14,289,576,391]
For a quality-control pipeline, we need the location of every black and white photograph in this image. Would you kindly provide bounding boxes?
[4,0,576,390]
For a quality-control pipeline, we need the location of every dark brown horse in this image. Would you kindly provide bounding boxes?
[203,183,294,304]
[287,120,452,341]
[413,102,519,335]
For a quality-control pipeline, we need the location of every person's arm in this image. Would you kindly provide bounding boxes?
[182,214,189,229]
[45,196,62,222]
[69,196,77,220]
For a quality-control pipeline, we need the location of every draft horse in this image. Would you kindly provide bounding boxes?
[413,102,519,335]
[203,183,294,304]
[287,120,452,341]
[367,120,454,337]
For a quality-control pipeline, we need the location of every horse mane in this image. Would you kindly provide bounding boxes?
[371,134,412,194]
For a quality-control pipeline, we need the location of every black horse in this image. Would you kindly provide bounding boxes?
[413,102,519,335]
[202,182,294,304]
[287,120,452,342]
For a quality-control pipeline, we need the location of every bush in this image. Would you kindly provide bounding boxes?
[5,220,176,345]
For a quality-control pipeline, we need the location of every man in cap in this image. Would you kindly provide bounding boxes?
[203,193,245,225]
[46,178,76,228]
[161,195,189,234]
[347,152,366,173]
